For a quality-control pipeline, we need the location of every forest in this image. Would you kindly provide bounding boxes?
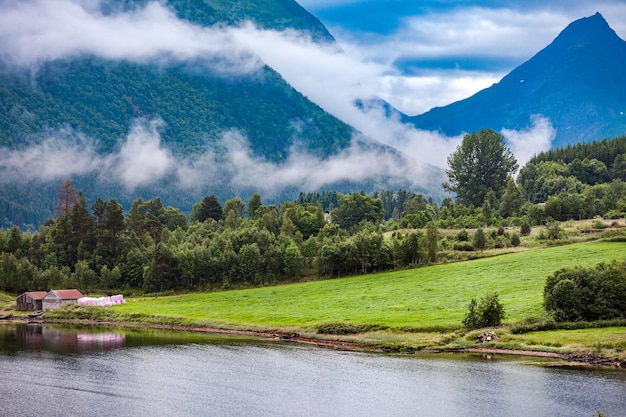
[1,134,625,297]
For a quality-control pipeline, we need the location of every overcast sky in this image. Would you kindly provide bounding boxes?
[1,0,624,194]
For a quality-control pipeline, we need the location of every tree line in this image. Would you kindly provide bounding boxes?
[1,130,625,297]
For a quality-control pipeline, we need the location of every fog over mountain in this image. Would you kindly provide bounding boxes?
[0,0,448,227]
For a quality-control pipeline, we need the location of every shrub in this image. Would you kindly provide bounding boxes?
[592,219,608,229]
[453,242,474,251]
[463,293,505,329]
[472,228,487,251]
[520,221,531,236]
[546,220,563,239]
[494,236,509,249]
[316,322,386,335]
[603,210,624,219]
[456,229,470,242]
[462,299,479,329]
[544,260,626,322]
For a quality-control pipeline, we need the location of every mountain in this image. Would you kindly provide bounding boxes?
[406,13,626,148]
[0,0,397,228]
[98,0,336,43]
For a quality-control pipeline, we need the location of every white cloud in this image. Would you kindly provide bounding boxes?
[0,129,101,181]
[0,114,554,198]
[215,130,436,195]
[112,119,174,190]
[0,0,262,72]
[0,121,441,194]
[395,8,569,61]
[375,71,502,115]
[0,120,175,190]
[502,115,555,170]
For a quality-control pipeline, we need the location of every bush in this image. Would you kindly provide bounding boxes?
[510,232,521,247]
[603,210,624,220]
[456,229,470,242]
[463,293,505,329]
[592,219,608,229]
[520,220,531,236]
[453,242,474,251]
[546,220,563,239]
[462,299,479,329]
[544,260,626,322]
[316,322,386,335]
[472,228,487,251]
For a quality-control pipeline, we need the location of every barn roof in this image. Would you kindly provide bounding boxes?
[22,291,48,300]
[49,289,84,300]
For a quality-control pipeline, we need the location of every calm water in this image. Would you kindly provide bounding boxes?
[1,323,625,417]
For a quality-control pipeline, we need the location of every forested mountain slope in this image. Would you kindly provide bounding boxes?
[0,0,372,228]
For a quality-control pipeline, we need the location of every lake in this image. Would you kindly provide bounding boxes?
[0,323,624,416]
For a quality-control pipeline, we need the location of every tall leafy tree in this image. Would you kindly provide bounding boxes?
[98,200,125,266]
[69,193,96,262]
[499,178,524,218]
[331,193,384,230]
[224,197,245,219]
[444,129,518,207]
[247,193,262,219]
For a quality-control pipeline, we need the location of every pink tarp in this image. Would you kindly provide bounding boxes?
[77,295,126,307]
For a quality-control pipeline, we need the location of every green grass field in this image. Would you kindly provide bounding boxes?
[115,241,626,331]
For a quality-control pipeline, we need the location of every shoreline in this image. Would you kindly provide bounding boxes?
[10,316,624,369]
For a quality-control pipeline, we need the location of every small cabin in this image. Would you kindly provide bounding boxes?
[16,291,48,311]
[42,289,85,310]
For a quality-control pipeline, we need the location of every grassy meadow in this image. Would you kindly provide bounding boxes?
[113,240,626,331]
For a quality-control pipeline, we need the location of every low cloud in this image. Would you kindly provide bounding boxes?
[0,115,550,197]
[0,118,443,195]
[113,119,175,190]
[0,0,262,73]
[0,129,101,181]
[502,115,555,170]
[0,120,175,190]
[213,130,435,195]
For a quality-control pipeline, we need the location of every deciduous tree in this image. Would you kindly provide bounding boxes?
[444,129,518,207]
[331,193,384,231]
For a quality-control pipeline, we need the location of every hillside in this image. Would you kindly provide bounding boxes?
[406,13,626,148]
[0,0,371,228]
[111,241,626,329]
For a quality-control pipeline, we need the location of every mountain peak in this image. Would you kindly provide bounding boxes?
[549,12,624,54]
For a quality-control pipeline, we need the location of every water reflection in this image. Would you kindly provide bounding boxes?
[0,323,625,417]
[0,322,264,355]
[8,323,126,353]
